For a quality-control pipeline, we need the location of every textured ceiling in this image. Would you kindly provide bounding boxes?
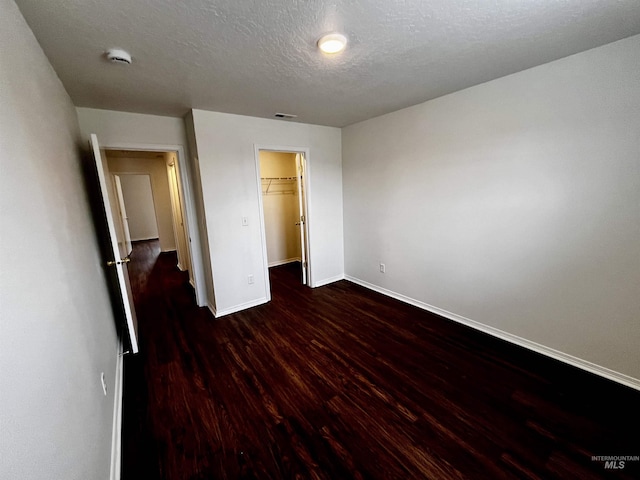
[14,0,640,127]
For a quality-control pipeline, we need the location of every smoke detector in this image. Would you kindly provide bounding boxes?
[105,49,132,65]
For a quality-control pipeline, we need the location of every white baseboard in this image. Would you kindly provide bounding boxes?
[207,301,217,318]
[268,257,301,267]
[314,273,345,288]
[345,275,640,391]
[109,340,125,480]
[213,297,269,318]
[177,262,186,271]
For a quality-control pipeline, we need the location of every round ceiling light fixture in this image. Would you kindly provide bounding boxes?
[317,33,347,54]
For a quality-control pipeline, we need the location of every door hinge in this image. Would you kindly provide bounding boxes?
[303,261,307,268]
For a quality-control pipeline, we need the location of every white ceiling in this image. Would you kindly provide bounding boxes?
[15,0,640,127]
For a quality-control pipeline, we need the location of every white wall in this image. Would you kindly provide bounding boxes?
[342,35,640,383]
[191,110,343,315]
[76,107,189,148]
[119,174,159,241]
[260,151,302,266]
[0,1,119,478]
[77,107,208,306]
[107,155,175,250]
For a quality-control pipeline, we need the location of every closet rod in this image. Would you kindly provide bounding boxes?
[260,176,297,180]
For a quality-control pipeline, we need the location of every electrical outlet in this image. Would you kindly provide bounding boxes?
[242,216,249,226]
[379,263,386,273]
[100,372,107,396]
[248,274,254,284]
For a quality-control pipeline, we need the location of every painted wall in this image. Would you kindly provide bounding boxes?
[119,174,159,241]
[76,107,189,148]
[107,155,175,251]
[0,1,119,478]
[191,110,343,315]
[76,107,207,305]
[342,35,640,381]
[260,151,302,266]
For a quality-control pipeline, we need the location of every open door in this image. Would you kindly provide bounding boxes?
[90,134,139,354]
[295,153,309,285]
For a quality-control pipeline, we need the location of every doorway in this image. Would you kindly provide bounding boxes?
[257,149,310,288]
[104,149,192,283]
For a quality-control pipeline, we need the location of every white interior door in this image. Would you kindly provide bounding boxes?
[90,134,139,354]
[295,153,308,285]
[113,175,132,255]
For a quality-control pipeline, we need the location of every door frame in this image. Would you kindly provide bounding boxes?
[100,142,207,307]
[166,159,191,273]
[254,145,313,299]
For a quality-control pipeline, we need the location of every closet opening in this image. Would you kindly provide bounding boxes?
[257,149,310,289]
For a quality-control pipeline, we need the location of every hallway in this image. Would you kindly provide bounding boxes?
[121,241,638,479]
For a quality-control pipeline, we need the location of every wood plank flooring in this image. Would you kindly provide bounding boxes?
[122,240,639,479]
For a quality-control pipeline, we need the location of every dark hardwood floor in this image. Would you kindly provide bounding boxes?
[122,240,639,479]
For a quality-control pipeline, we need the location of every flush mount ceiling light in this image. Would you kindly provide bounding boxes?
[317,33,347,54]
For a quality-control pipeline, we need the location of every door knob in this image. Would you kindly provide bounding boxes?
[107,256,131,267]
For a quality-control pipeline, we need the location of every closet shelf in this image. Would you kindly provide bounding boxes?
[261,176,297,195]
[261,176,297,181]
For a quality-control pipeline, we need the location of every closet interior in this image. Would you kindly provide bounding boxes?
[259,150,308,283]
